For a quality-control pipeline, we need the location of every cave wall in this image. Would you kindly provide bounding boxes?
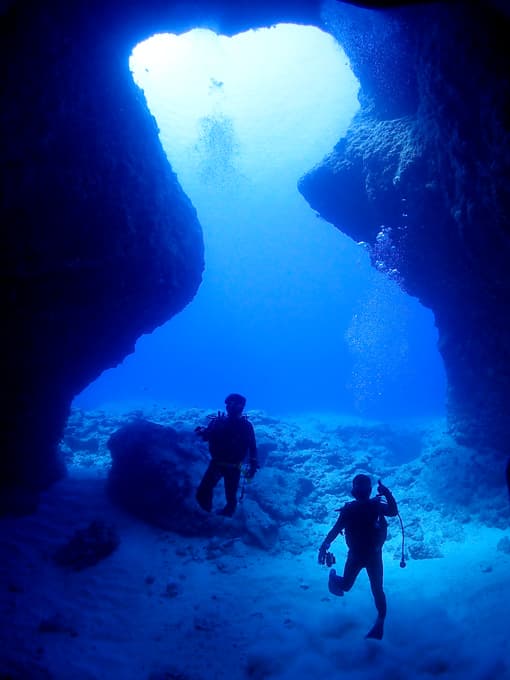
[2,0,510,506]
[300,0,510,451]
[0,0,324,506]
[0,5,200,496]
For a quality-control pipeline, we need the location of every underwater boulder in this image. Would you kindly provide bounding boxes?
[107,419,208,534]
[53,519,120,571]
[107,418,286,546]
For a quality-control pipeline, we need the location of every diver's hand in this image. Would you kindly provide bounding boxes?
[318,542,330,565]
[377,480,392,497]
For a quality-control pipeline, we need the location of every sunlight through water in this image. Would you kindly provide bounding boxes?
[75,24,446,419]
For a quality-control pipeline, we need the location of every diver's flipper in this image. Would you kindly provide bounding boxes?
[365,617,384,640]
[328,569,344,597]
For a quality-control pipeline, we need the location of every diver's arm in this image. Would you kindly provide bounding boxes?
[194,426,208,441]
[324,514,345,545]
[318,510,345,563]
[378,481,398,517]
[195,424,212,441]
[195,415,219,442]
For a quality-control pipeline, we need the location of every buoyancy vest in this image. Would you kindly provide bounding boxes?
[206,414,256,465]
[341,498,388,554]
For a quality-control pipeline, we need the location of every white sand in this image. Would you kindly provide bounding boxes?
[1,462,509,680]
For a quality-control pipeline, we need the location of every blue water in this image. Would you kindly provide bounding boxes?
[74,25,446,419]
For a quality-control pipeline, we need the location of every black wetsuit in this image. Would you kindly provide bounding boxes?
[325,494,398,618]
[196,414,257,516]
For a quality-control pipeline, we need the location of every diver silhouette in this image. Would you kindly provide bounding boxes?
[195,393,258,517]
[318,474,398,640]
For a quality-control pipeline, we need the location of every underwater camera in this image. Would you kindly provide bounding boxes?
[325,551,336,568]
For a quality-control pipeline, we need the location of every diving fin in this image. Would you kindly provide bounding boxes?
[328,569,344,597]
[365,616,384,640]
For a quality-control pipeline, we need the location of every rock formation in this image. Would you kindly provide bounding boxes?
[0,0,320,502]
[300,1,510,451]
[1,0,509,508]
[106,418,279,549]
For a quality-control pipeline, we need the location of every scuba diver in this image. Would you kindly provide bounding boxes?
[195,393,258,517]
[318,474,399,640]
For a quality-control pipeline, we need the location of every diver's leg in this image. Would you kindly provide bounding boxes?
[365,551,386,640]
[196,462,222,512]
[219,466,241,516]
[366,551,386,617]
[341,551,363,591]
[329,551,362,596]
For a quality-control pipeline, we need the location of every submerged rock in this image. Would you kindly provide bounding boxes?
[107,419,205,534]
[38,612,78,636]
[300,2,510,452]
[53,519,120,570]
[106,417,284,547]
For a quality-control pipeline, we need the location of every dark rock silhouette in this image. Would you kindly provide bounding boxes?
[1,0,510,504]
[107,420,204,533]
[300,2,510,452]
[53,519,120,571]
[0,0,321,506]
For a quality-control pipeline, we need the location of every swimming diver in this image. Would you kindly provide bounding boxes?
[318,474,398,640]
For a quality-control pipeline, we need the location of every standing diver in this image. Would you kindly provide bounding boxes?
[195,393,258,517]
[318,474,399,640]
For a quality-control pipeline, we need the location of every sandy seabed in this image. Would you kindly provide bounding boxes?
[1,408,509,680]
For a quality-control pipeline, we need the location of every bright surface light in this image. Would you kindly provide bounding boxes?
[75,23,446,418]
[129,24,360,186]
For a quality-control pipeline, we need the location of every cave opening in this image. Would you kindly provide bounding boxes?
[75,23,446,420]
